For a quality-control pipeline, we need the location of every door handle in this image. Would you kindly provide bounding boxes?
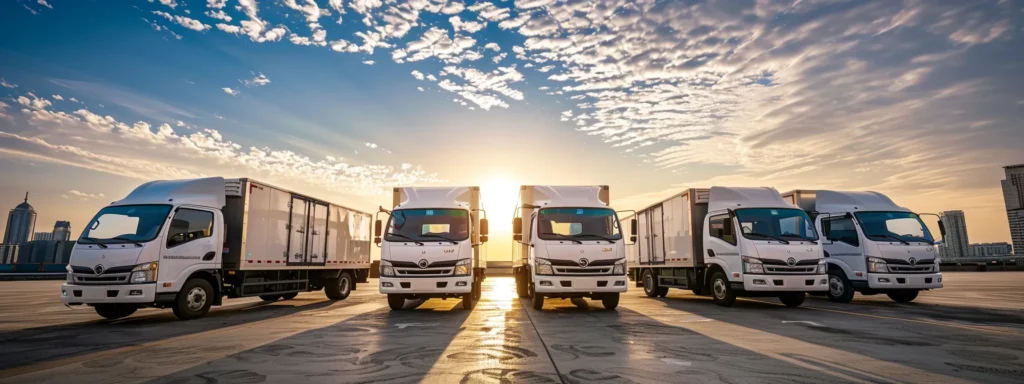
[707,249,716,257]
[202,252,215,261]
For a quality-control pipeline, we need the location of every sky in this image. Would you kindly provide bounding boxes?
[1,0,1023,259]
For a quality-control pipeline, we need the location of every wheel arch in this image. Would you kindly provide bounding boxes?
[185,269,222,306]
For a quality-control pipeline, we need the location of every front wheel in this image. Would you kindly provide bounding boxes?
[516,274,529,298]
[531,284,545,310]
[325,272,353,300]
[827,272,855,303]
[259,294,281,302]
[779,292,806,307]
[462,291,476,310]
[710,272,736,307]
[94,304,137,320]
[387,294,406,310]
[173,278,213,320]
[887,290,919,303]
[280,292,298,300]
[602,293,620,310]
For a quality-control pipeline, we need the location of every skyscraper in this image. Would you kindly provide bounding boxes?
[3,193,37,245]
[1003,164,1024,255]
[34,232,55,241]
[52,221,71,241]
[939,210,969,259]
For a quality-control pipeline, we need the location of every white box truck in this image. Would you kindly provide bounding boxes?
[511,185,629,310]
[374,187,488,310]
[61,177,372,320]
[626,187,827,307]
[782,190,943,303]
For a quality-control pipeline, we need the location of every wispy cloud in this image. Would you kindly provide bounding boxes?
[242,73,270,87]
[65,190,106,201]
[0,78,17,89]
[222,87,239,96]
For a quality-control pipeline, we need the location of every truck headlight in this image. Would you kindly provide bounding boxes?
[454,259,471,276]
[380,260,395,277]
[535,258,553,275]
[612,260,626,275]
[867,257,888,273]
[743,256,764,274]
[66,264,74,283]
[130,262,158,283]
[817,259,827,274]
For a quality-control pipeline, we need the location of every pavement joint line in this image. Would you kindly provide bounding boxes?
[519,297,567,384]
[0,298,349,380]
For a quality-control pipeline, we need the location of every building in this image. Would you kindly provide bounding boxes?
[970,242,1013,257]
[16,240,75,264]
[1004,164,1024,255]
[52,221,71,241]
[0,244,19,264]
[33,232,55,241]
[939,210,970,259]
[3,193,37,245]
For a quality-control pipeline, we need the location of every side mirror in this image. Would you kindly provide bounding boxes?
[844,212,853,220]
[480,218,489,236]
[513,233,522,242]
[630,219,638,235]
[629,235,637,243]
[938,221,946,238]
[513,217,522,234]
[374,237,381,245]
[821,219,832,239]
[481,235,488,243]
[723,219,734,236]
[374,220,382,237]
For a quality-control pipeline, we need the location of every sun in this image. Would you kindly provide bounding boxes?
[480,176,520,233]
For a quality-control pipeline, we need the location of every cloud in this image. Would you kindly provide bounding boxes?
[52,95,64,101]
[67,190,106,200]
[206,10,232,22]
[157,0,177,9]
[410,70,425,80]
[362,60,375,65]
[37,0,53,9]
[242,73,270,87]
[222,87,239,96]
[1,78,17,89]
[152,10,211,32]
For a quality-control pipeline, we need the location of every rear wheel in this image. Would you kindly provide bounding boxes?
[602,293,620,310]
[280,292,298,300]
[325,272,352,300]
[710,272,736,307]
[387,294,406,310]
[642,269,668,298]
[827,271,855,303]
[887,290,919,303]
[173,278,213,320]
[94,304,137,320]
[531,284,545,310]
[779,292,806,307]
[259,294,281,302]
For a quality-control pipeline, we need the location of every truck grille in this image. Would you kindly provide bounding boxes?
[73,273,130,285]
[395,268,453,276]
[553,266,612,275]
[887,265,934,273]
[764,265,818,275]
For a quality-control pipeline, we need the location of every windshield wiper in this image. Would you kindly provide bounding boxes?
[79,237,107,248]
[867,234,910,245]
[745,232,790,244]
[540,232,583,244]
[780,234,818,242]
[112,236,144,247]
[386,232,425,246]
[419,234,458,245]
[569,233,616,244]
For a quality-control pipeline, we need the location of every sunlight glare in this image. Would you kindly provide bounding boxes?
[480,176,520,233]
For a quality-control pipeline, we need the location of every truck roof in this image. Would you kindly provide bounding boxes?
[708,186,794,212]
[114,177,226,208]
[394,186,480,210]
[814,190,910,213]
[520,185,609,208]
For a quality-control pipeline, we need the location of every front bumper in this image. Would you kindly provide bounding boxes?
[742,274,828,292]
[533,275,628,294]
[61,283,157,305]
[867,272,942,290]
[379,276,473,294]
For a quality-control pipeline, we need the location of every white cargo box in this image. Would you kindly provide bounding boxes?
[223,179,371,271]
[630,188,710,268]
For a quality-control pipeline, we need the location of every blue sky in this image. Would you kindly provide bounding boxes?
[1,0,1023,246]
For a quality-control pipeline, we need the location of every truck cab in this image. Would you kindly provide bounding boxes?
[375,187,487,310]
[513,186,629,310]
[784,190,943,303]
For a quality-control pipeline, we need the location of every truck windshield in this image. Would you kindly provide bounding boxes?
[80,205,173,244]
[855,211,934,244]
[537,208,622,241]
[736,208,819,242]
[386,209,470,242]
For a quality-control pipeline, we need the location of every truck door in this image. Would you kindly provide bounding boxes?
[287,197,309,266]
[162,207,218,285]
[307,202,329,266]
[650,205,666,264]
[818,215,864,278]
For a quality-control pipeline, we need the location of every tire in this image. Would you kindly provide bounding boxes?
[325,272,353,300]
[531,284,545,310]
[462,291,476,310]
[94,304,137,320]
[827,271,855,304]
[602,293,620,310]
[387,294,406,310]
[710,272,736,307]
[473,280,482,301]
[280,292,298,300]
[173,278,213,320]
[516,273,529,298]
[887,290,919,303]
[259,294,281,302]
[570,297,588,309]
[779,292,806,307]
[642,269,668,298]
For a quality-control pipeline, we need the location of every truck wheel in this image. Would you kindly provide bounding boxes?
[280,292,298,300]
[473,280,482,301]
[827,271,855,304]
[259,294,281,301]
[642,270,668,298]
[94,304,137,320]
[779,292,806,307]
[325,272,353,300]
[516,274,529,298]
[531,284,545,310]
[710,272,736,307]
[173,278,213,320]
[387,294,406,310]
[462,291,476,310]
[887,290,919,303]
[602,293,620,310]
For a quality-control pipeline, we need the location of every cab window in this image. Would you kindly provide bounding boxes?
[824,216,859,246]
[166,209,214,248]
[709,214,736,245]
